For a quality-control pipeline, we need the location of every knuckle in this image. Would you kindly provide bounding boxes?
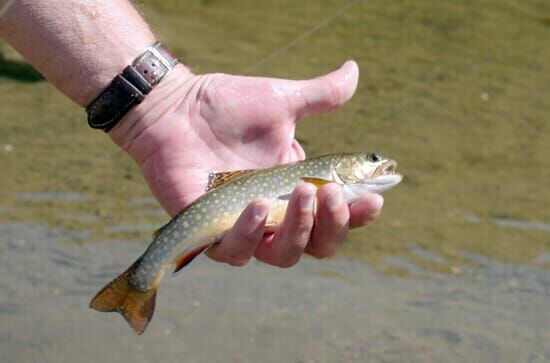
[235,222,261,239]
[330,216,349,231]
[297,206,314,217]
[292,217,314,237]
[296,224,313,240]
[290,231,311,252]
[320,205,349,226]
[319,77,341,107]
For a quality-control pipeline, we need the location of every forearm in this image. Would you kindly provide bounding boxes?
[0,0,174,106]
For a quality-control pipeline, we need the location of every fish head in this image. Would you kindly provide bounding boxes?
[334,152,402,196]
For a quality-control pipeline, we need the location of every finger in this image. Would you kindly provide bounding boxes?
[206,198,270,266]
[290,139,306,161]
[287,60,359,120]
[254,182,316,267]
[348,193,384,229]
[306,183,349,259]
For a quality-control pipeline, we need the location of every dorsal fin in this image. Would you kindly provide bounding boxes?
[206,169,256,191]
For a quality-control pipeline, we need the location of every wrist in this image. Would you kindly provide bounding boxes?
[107,64,195,161]
[86,41,182,132]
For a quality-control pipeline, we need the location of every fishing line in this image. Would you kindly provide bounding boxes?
[241,0,362,74]
[0,0,15,17]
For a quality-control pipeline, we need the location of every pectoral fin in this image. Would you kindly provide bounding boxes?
[301,177,332,189]
[277,177,332,201]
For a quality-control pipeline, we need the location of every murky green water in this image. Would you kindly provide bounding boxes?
[1,0,548,271]
[0,1,549,361]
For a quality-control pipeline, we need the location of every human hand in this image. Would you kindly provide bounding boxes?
[110,60,384,267]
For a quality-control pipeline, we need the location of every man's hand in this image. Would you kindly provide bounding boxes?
[0,0,382,268]
[111,60,384,267]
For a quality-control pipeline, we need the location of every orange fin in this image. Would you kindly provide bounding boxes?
[207,169,256,191]
[89,265,157,335]
[264,221,278,234]
[174,245,210,274]
[301,177,332,189]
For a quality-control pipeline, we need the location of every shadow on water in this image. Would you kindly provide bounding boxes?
[0,52,43,82]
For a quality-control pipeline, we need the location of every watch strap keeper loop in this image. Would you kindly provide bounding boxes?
[86,42,178,132]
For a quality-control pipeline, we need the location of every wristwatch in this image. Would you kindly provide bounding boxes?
[86,42,178,132]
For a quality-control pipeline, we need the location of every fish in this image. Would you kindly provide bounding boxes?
[89,152,402,334]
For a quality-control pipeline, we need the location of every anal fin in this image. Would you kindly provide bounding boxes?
[173,245,210,274]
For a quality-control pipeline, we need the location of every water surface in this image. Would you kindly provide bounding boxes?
[0,223,548,363]
[1,0,549,361]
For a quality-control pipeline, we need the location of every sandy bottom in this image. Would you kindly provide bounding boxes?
[0,222,548,363]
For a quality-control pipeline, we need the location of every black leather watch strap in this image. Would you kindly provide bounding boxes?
[122,66,153,95]
[86,42,178,132]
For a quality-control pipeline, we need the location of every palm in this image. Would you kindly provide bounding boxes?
[113,61,384,265]
[188,74,305,166]
[129,62,358,216]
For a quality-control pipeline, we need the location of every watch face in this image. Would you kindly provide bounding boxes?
[134,51,169,86]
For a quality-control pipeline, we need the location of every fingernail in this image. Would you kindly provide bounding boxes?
[326,186,343,211]
[299,188,316,211]
[252,202,268,221]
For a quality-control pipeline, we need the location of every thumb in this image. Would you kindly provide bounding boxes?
[288,60,359,120]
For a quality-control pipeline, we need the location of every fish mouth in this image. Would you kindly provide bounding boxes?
[371,160,400,179]
[378,160,397,174]
[364,160,402,191]
[366,173,402,186]
[346,166,402,195]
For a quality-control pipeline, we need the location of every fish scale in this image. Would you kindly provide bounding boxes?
[131,155,337,291]
[89,152,402,334]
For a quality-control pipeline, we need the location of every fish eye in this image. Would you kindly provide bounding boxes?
[367,153,381,162]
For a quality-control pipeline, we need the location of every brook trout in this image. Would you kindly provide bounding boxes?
[90,152,402,334]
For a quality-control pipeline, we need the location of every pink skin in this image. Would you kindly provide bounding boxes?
[110,61,384,267]
[0,0,383,267]
[0,0,383,268]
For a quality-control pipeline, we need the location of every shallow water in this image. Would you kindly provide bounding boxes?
[1,0,549,268]
[1,0,550,361]
[0,223,548,363]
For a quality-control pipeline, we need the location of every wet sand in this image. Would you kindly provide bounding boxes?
[0,223,548,363]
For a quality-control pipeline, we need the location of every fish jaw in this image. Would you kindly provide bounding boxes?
[342,173,402,202]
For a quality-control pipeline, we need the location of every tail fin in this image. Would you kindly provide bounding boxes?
[89,265,157,335]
